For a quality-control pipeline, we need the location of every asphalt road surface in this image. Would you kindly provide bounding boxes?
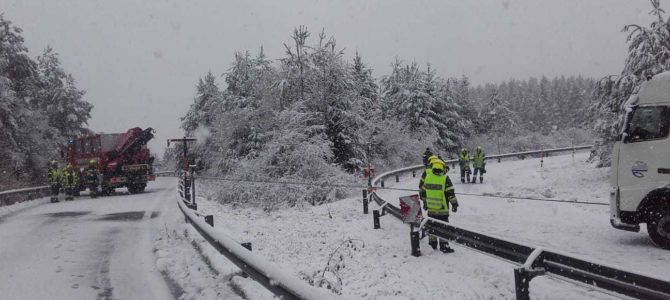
[0,178,177,300]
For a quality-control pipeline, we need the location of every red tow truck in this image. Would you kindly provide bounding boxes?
[66,127,156,195]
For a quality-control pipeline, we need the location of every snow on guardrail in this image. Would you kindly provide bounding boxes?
[176,177,337,300]
[0,186,49,207]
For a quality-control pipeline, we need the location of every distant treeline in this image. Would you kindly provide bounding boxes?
[167,26,596,208]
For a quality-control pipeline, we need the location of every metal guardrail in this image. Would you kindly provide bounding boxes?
[375,145,593,185]
[0,185,50,207]
[0,170,179,207]
[369,147,670,300]
[176,176,335,300]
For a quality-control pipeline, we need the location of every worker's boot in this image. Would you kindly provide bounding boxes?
[428,238,437,250]
[439,241,455,253]
[480,177,483,183]
[471,177,476,183]
[460,176,465,184]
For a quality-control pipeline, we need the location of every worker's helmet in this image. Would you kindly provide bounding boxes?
[432,160,446,174]
[88,160,96,167]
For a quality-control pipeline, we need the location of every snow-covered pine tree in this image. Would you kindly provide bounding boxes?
[351,51,379,121]
[0,15,90,187]
[309,30,365,172]
[181,71,221,134]
[591,0,670,166]
[381,61,433,132]
[278,26,311,109]
[34,46,91,138]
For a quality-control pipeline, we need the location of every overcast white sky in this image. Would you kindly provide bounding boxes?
[1,0,654,155]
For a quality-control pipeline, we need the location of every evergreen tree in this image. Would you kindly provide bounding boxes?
[351,51,379,120]
[181,71,221,134]
[0,15,90,187]
[34,47,91,137]
[590,0,670,166]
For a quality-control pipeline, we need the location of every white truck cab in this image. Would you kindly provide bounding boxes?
[610,72,670,249]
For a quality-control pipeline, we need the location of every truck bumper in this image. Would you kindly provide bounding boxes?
[610,187,641,232]
[610,217,640,232]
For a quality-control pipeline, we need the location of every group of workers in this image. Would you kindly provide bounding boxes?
[47,159,100,202]
[417,146,486,254]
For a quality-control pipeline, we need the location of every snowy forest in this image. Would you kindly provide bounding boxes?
[0,14,92,189]
[169,0,670,208]
[2,0,669,202]
[167,27,597,208]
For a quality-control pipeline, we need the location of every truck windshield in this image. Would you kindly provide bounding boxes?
[624,106,670,143]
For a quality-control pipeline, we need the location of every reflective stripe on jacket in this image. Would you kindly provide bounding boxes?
[48,168,60,185]
[61,169,78,188]
[424,173,454,214]
[419,167,434,198]
[459,152,471,168]
[474,150,485,168]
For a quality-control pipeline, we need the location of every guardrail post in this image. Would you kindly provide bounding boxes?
[410,227,421,257]
[191,174,196,207]
[514,268,532,300]
[363,189,369,214]
[184,177,191,202]
[514,248,545,300]
[240,242,253,278]
[373,210,380,229]
[205,215,214,227]
[395,175,399,182]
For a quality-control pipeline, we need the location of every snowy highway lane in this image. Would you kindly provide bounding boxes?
[0,178,177,300]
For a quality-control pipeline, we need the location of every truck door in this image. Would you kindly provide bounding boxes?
[617,105,670,212]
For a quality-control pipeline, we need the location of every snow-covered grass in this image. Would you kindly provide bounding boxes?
[171,152,668,299]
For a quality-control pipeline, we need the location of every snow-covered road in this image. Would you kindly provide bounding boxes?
[0,178,177,300]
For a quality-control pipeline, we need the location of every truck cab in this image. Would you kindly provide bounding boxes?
[610,72,670,249]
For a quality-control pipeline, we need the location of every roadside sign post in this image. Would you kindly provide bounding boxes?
[168,137,197,208]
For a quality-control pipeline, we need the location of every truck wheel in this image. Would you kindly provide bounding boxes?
[648,210,670,250]
[128,184,139,194]
[102,187,113,196]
